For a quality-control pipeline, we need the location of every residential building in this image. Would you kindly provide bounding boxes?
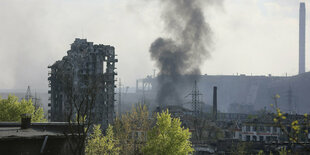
[48,38,117,128]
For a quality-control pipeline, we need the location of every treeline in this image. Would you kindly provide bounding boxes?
[85,104,194,155]
[0,95,46,122]
[0,95,194,154]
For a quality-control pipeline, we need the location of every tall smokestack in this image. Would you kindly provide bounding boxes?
[213,86,217,121]
[299,2,306,74]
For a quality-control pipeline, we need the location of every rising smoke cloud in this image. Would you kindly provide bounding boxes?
[150,0,221,106]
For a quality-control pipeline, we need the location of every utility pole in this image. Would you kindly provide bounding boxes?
[118,78,122,117]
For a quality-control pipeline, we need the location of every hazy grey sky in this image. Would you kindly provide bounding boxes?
[0,0,308,90]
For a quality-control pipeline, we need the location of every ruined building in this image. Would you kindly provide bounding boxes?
[48,38,117,128]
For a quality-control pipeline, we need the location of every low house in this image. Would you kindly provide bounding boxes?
[239,113,310,143]
[0,116,84,155]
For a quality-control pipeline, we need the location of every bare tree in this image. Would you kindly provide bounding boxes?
[54,57,101,155]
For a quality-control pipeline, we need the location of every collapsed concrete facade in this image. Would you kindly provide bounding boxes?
[48,38,117,128]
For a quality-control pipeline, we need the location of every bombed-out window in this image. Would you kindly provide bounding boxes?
[102,61,106,74]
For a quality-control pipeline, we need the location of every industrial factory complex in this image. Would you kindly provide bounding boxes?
[134,71,310,114]
[130,2,310,115]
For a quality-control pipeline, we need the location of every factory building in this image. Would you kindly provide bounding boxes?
[131,72,310,114]
[238,113,310,143]
[48,38,117,128]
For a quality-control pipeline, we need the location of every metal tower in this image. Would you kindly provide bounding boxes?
[25,86,41,110]
[25,86,32,101]
[186,80,203,117]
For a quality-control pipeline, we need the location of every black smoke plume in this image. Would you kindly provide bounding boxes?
[149,0,217,106]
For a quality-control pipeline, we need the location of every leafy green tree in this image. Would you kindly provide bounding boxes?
[143,110,194,155]
[114,103,150,154]
[0,95,46,122]
[271,94,310,152]
[231,142,249,155]
[86,124,120,155]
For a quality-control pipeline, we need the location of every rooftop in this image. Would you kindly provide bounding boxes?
[0,127,63,139]
[0,122,81,139]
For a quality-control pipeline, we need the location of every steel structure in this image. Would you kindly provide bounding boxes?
[185,80,203,117]
[25,86,41,110]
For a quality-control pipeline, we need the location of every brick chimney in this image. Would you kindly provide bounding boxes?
[21,113,31,129]
[213,86,217,121]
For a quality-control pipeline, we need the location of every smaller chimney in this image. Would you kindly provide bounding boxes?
[213,86,217,121]
[21,113,31,129]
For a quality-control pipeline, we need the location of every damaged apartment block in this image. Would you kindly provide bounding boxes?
[48,38,117,128]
